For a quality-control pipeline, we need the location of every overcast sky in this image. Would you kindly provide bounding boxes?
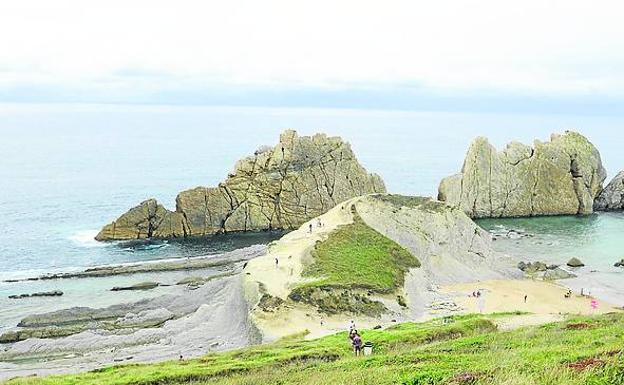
[1,1,623,111]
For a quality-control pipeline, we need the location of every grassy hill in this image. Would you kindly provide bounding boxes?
[4,313,624,385]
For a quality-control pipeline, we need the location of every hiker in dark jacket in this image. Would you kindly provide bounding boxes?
[352,332,363,356]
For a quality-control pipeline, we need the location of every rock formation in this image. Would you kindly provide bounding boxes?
[96,130,385,241]
[567,257,585,267]
[244,194,518,340]
[594,171,624,211]
[438,131,606,218]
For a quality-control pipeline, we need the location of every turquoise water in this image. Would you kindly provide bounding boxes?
[1,103,624,324]
[1,103,624,277]
[478,213,624,270]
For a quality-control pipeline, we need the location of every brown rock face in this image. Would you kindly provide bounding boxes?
[96,130,385,241]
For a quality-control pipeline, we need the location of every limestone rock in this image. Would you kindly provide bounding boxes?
[517,261,547,273]
[96,130,385,240]
[8,290,63,299]
[543,267,576,280]
[438,131,606,218]
[111,282,160,291]
[355,195,519,286]
[567,257,585,267]
[594,171,624,211]
[113,309,175,328]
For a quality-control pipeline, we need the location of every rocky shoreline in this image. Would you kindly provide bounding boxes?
[3,130,624,381]
[3,244,266,283]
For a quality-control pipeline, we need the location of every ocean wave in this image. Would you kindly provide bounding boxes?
[69,230,106,248]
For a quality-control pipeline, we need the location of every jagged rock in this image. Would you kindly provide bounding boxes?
[8,290,63,299]
[438,131,606,218]
[111,282,160,291]
[517,261,548,273]
[543,267,576,280]
[0,325,84,343]
[96,130,385,241]
[614,259,624,268]
[595,171,624,211]
[567,257,585,268]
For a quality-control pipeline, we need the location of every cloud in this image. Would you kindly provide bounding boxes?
[0,0,623,102]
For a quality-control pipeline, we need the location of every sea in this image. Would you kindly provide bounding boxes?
[1,102,624,329]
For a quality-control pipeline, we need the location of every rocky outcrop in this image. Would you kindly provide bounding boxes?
[4,245,266,282]
[594,171,624,211]
[96,130,385,241]
[567,257,585,267]
[8,290,63,299]
[245,194,518,340]
[543,268,576,280]
[354,195,518,286]
[110,282,161,291]
[438,131,606,218]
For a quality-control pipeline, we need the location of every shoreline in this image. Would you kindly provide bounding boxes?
[2,244,267,283]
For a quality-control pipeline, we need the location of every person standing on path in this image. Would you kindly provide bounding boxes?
[352,332,363,357]
[309,223,313,233]
[275,258,279,268]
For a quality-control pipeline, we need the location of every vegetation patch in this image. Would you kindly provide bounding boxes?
[299,212,419,293]
[288,286,386,316]
[288,211,419,314]
[6,314,624,385]
[257,294,285,312]
[567,357,606,372]
[564,322,593,330]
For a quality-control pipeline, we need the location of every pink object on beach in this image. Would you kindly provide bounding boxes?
[590,300,599,310]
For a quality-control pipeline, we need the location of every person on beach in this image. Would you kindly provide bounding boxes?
[524,295,528,303]
[275,258,279,268]
[352,332,363,356]
[309,223,313,233]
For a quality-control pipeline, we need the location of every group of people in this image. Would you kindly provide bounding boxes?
[348,320,363,356]
[309,218,324,233]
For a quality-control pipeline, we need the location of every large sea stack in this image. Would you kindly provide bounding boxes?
[96,130,385,241]
[438,131,606,218]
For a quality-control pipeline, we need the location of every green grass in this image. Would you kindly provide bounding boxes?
[5,313,624,385]
[286,212,420,315]
[298,213,420,293]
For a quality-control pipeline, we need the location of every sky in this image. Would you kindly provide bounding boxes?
[1,1,623,113]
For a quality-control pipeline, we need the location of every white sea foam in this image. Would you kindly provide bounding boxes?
[68,230,105,248]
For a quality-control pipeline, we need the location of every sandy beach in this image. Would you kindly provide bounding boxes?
[441,279,621,317]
